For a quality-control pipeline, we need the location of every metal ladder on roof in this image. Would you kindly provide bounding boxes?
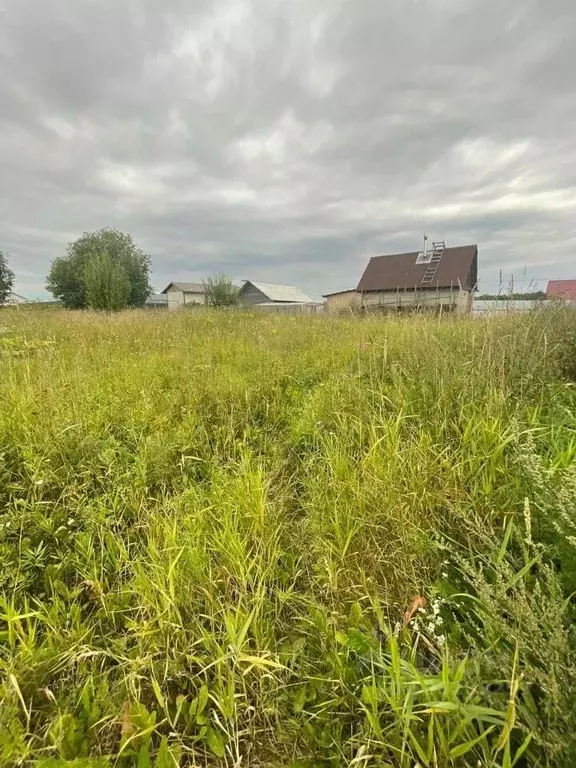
[421,241,445,286]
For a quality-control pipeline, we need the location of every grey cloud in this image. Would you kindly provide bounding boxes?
[1,0,575,299]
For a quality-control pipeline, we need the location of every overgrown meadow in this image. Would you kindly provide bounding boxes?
[1,307,575,767]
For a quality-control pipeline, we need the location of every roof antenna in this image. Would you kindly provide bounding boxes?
[423,234,428,260]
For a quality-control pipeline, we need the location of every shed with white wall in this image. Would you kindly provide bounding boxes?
[161,282,206,309]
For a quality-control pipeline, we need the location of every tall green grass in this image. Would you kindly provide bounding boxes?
[0,307,575,766]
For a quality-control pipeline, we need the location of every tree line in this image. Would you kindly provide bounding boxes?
[477,291,546,301]
[1,228,240,309]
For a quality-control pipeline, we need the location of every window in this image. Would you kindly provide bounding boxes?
[415,250,432,265]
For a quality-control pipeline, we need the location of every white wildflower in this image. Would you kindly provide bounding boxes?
[523,497,532,547]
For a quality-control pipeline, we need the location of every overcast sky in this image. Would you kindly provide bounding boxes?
[2,0,575,299]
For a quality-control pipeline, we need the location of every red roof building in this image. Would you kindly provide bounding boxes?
[546,280,576,301]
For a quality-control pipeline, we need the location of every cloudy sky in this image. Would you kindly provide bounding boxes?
[1,0,575,299]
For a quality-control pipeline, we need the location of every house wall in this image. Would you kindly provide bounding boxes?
[166,286,205,309]
[239,283,269,305]
[183,291,205,306]
[359,288,471,314]
[166,286,184,310]
[325,288,471,314]
[325,291,361,313]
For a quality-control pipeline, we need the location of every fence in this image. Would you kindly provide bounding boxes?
[247,302,324,316]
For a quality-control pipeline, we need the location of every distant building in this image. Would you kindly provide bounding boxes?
[239,281,315,306]
[323,289,362,313]
[161,282,206,310]
[324,242,478,314]
[145,293,169,309]
[0,292,31,306]
[546,280,576,301]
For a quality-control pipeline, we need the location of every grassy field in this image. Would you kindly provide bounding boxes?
[0,307,575,767]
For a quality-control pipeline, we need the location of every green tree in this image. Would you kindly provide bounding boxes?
[478,290,546,301]
[84,253,131,311]
[0,250,15,304]
[203,273,240,307]
[47,228,151,309]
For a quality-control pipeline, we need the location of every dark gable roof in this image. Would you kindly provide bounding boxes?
[357,245,478,292]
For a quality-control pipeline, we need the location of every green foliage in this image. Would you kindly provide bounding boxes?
[0,250,15,304]
[84,253,131,311]
[202,273,239,307]
[46,228,151,309]
[444,503,576,762]
[553,319,576,381]
[0,307,575,765]
[478,291,546,301]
